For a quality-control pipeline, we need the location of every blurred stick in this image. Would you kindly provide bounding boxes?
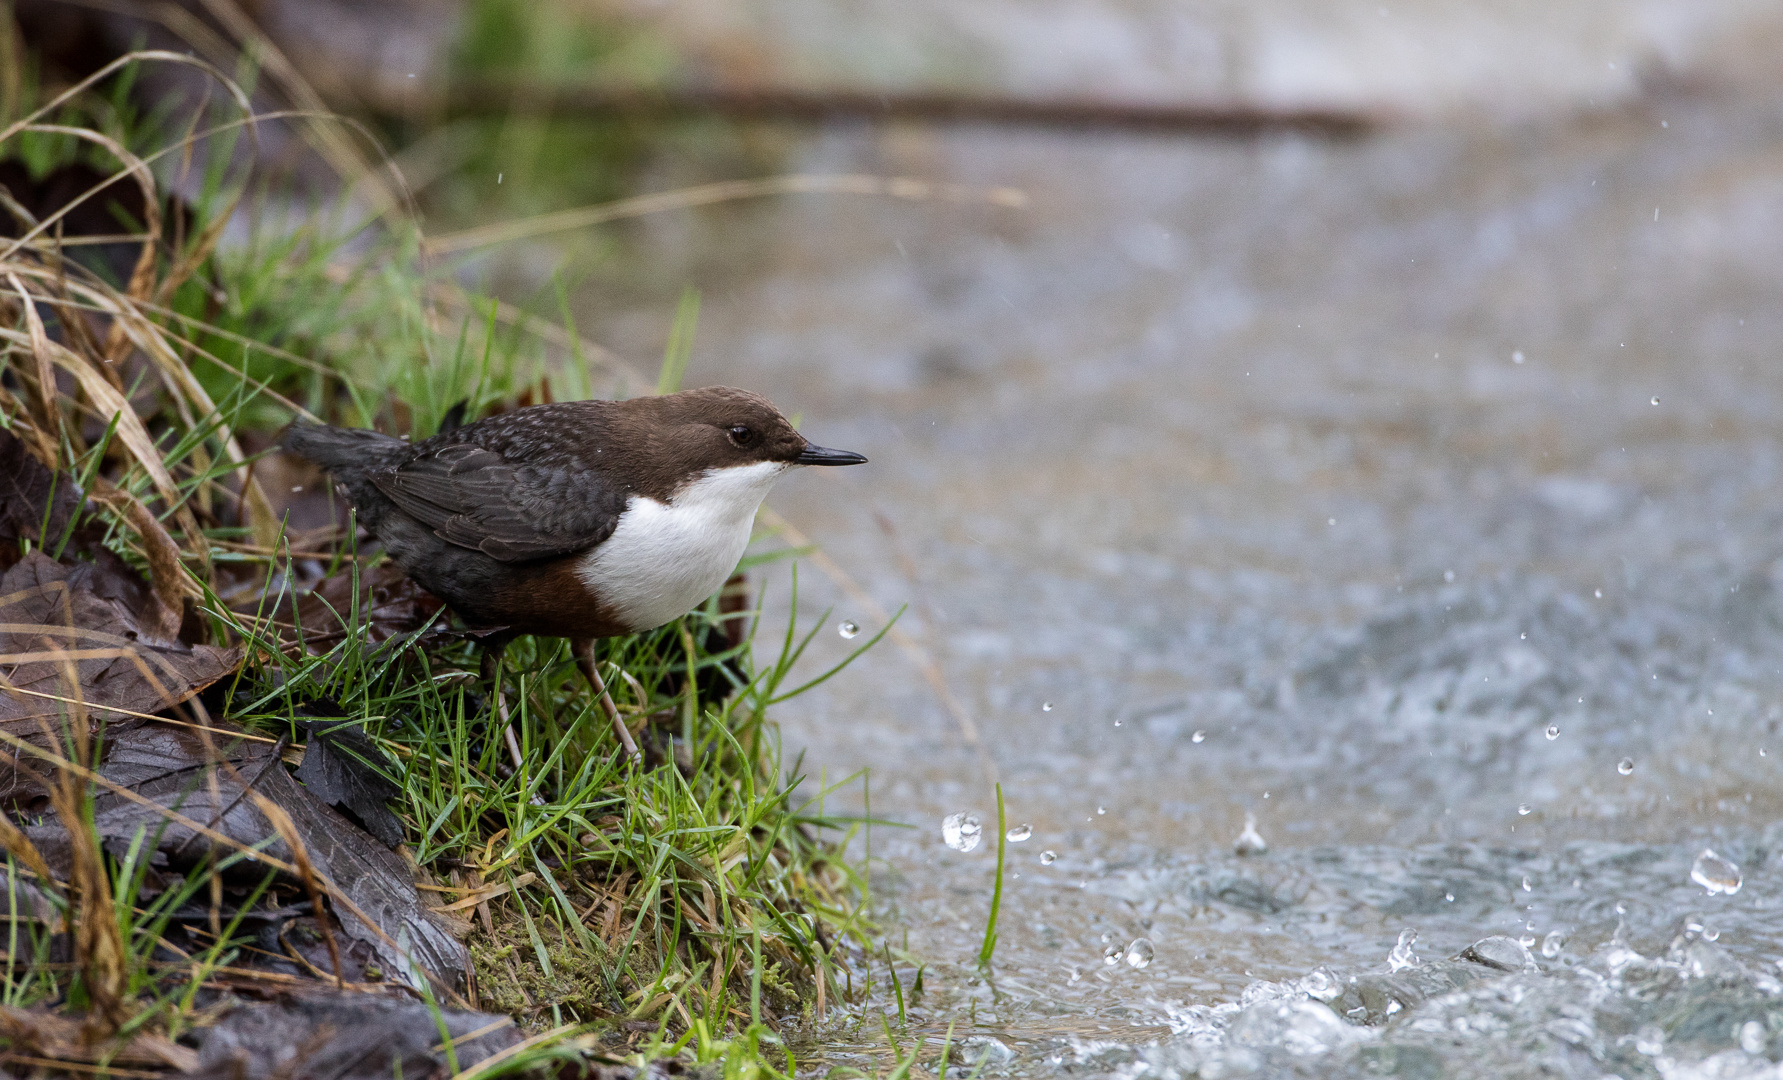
[364,80,1380,139]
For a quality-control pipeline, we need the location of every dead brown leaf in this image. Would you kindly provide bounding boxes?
[0,425,82,566]
[0,551,240,737]
[22,720,467,994]
[189,993,519,1079]
[0,1004,198,1072]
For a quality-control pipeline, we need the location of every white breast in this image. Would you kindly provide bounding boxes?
[575,460,786,632]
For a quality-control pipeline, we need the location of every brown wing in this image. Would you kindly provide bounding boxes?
[368,442,626,562]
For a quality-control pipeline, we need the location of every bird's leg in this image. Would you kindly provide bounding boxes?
[572,637,641,762]
[480,644,526,773]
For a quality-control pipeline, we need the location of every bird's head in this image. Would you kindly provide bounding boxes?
[647,386,867,473]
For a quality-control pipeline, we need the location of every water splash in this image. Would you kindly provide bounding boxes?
[1387,928,1419,973]
[958,1036,1014,1067]
[1234,812,1268,856]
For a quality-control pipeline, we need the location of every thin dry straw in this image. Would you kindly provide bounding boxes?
[423,173,1028,256]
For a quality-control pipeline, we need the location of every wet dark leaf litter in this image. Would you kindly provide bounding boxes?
[0,434,525,1074]
[294,710,406,847]
[0,552,242,729]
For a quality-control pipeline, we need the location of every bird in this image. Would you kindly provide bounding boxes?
[282,386,867,759]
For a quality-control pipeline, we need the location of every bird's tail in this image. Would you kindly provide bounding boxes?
[281,421,410,476]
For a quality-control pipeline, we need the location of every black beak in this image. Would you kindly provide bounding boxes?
[797,443,868,466]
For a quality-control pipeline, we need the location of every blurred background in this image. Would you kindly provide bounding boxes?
[12,0,1783,1073]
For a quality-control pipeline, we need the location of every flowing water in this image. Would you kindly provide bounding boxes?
[498,7,1783,1074]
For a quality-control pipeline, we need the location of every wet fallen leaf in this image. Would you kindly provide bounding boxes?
[23,720,465,993]
[0,553,241,799]
[0,428,81,565]
[0,1003,198,1072]
[294,711,404,848]
[190,992,519,1079]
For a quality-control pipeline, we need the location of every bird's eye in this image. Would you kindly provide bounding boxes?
[728,425,754,446]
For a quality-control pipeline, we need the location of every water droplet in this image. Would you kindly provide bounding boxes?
[1444,892,1455,902]
[1039,850,1057,865]
[1513,350,1525,364]
[1595,588,1604,598]
[1690,848,1743,895]
[1006,823,1032,843]
[1112,719,1122,727]
[1124,938,1155,969]
[1234,812,1268,856]
[1618,758,1635,776]
[1520,632,1527,639]
[1444,569,1456,583]
[1519,934,1537,949]
[1703,925,1721,942]
[1387,928,1419,973]
[1541,930,1564,958]
[1545,724,1560,740]
[838,620,860,639]
[1191,730,1206,743]
[1742,1020,1766,1055]
[1522,876,1532,892]
[1103,945,1122,965]
[1042,701,1054,712]
[1518,804,1532,816]
[1635,1024,1664,1056]
[941,812,982,852]
[1096,806,1106,816]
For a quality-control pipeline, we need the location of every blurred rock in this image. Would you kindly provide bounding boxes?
[590,0,1783,120]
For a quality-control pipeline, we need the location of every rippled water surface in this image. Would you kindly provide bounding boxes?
[542,37,1783,1077]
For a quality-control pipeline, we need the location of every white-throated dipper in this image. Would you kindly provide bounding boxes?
[283,386,867,758]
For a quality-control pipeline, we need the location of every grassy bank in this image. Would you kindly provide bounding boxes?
[0,31,885,1075]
